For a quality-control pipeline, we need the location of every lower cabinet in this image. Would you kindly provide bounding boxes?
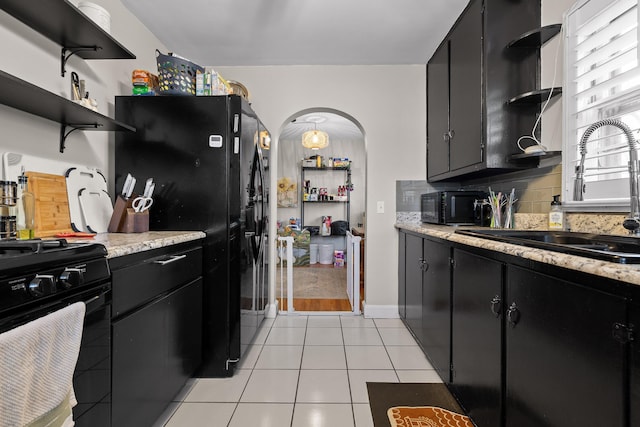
[398,230,636,427]
[421,237,451,382]
[451,249,502,426]
[405,233,423,342]
[505,265,626,427]
[631,303,640,427]
[399,231,451,381]
[110,242,203,427]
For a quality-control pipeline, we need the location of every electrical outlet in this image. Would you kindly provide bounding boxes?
[376,201,385,214]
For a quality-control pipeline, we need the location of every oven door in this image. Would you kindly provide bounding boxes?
[0,284,111,427]
[73,286,111,427]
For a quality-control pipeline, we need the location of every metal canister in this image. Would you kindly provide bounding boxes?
[0,215,17,239]
[0,181,17,206]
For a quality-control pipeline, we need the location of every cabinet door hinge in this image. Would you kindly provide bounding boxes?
[612,322,634,344]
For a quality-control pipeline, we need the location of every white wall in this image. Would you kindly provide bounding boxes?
[0,0,166,194]
[541,0,574,151]
[214,65,427,316]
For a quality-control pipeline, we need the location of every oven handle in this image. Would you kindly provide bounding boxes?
[83,289,109,315]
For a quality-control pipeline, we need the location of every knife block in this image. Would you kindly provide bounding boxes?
[108,195,149,233]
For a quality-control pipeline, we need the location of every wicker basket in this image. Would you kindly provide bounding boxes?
[156,49,204,96]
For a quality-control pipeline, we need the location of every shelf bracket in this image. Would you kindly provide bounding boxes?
[60,123,101,153]
[60,46,102,77]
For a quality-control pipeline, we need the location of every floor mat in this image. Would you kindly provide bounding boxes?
[366,382,468,427]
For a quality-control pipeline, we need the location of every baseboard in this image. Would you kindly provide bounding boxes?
[265,301,278,318]
[363,303,400,319]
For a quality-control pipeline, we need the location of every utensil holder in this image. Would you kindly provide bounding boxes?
[108,195,149,233]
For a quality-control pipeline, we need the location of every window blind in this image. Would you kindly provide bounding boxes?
[563,0,640,206]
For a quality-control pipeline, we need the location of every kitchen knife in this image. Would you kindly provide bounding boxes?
[126,177,136,199]
[121,173,133,198]
[143,178,153,198]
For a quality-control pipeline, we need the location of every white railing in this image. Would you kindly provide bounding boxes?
[276,236,294,313]
[346,231,362,314]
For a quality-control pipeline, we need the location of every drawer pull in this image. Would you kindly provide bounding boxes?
[153,254,187,266]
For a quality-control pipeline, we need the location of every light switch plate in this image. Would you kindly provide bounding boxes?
[377,201,384,214]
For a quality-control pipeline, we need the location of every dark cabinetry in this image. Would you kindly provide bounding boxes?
[505,265,626,427]
[398,229,635,427]
[110,242,203,427]
[426,0,540,181]
[451,249,502,426]
[631,303,640,427]
[399,231,451,381]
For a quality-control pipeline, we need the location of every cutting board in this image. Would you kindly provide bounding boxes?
[78,188,113,233]
[26,172,74,238]
[65,166,112,232]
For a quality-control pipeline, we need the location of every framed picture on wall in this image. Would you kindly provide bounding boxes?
[277,177,298,207]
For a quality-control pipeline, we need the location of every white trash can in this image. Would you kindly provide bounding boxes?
[318,244,334,265]
[309,243,319,264]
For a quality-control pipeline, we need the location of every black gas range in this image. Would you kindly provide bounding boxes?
[0,238,112,427]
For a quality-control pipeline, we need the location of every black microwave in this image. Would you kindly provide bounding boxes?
[421,191,488,225]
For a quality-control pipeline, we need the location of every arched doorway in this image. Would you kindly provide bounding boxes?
[274,108,366,313]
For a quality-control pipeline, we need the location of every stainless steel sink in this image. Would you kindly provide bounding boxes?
[454,229,640,264]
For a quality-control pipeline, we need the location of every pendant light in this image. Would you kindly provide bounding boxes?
[301,123,329,150]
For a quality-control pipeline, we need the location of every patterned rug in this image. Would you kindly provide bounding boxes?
[387,406,473,427]
[367,383,470,427]
[276,266,348,299]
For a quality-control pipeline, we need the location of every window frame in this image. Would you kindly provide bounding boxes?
[561,0,640,212]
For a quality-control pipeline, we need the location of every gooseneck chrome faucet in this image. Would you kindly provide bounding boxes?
[574,118,640,234]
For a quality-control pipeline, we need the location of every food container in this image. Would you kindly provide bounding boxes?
[78,2,111,33]
[0,181,17,206]
[0,215,17,239]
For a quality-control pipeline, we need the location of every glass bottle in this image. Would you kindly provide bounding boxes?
[17,175,35,239]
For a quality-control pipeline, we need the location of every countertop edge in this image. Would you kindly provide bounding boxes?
[69,231,206,259]
[396,222,640,287]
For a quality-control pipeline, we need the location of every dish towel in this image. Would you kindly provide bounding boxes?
[0,302,86,427]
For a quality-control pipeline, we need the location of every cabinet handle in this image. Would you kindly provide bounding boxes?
[153,254,187,266]
[449,130,455,139]
[490,295,501,317]
[418,257,429,272]
[507,302,520,327]
[443,132,449,142]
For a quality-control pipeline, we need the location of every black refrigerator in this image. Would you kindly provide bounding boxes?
[114,95,269,377]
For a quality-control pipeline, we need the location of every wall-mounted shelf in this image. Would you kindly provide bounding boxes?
[509,150,561,161]
[508,87,562,106]
[507,24,562,49]
[0,0,136,76]
[302,166,351,171]
[0,70,135,152]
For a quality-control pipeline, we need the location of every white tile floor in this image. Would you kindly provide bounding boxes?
[155,315,441,427]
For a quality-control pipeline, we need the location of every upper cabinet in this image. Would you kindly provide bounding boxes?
[427,0,541,182]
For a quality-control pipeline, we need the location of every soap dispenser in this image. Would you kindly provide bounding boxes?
[548,194,563,230]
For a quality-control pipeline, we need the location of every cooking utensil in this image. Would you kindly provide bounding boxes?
[132,196,153,213]
[65,166,111,232]
[142,178,153,198]
[25,172,73,237]
[127,176,136,199]
[78,188,113,233]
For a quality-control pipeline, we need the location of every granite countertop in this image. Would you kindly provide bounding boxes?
[396,222,640,287]
[66,231,206,259]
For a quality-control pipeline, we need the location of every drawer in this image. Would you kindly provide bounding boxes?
[112,246,202,317]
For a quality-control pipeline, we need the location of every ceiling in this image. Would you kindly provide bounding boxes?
[121,0,469,66]
[120,0,469,139]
